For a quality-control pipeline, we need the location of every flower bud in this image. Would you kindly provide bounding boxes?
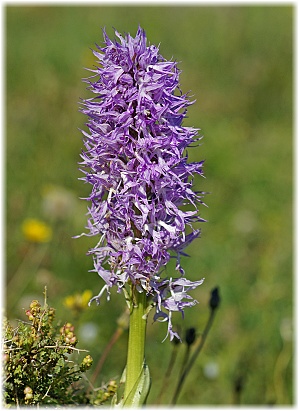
[29,300,41,313]
[48,307,55,319]
[60,322,75,336]
[65,322,74,331]
[25,309,34,321]
[107,380,117,393]
[82,354,93,368]
[69,336,77,345]
[185,327,196,346]
[209,287,220,311]
[24,386,33,401]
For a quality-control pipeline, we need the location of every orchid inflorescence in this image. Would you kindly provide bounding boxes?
[79,26,205,341]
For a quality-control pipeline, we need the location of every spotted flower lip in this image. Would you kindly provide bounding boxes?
[79,26,206,340]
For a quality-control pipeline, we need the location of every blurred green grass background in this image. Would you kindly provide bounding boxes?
[5,5,293,405]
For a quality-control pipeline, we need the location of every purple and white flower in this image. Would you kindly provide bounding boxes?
[79,27,205,340]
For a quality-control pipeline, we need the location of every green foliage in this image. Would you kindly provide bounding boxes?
[2,296,116,406]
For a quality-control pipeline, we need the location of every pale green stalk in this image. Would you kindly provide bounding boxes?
[123,288,148,404]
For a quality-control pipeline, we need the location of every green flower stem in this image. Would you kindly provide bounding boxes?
[171,308,217,405]
[123,288,147,402]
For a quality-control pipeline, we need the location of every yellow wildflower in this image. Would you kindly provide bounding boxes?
[21,219,52,243]
[64,290,93,313]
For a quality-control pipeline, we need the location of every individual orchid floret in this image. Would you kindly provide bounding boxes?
[79,26,205,340]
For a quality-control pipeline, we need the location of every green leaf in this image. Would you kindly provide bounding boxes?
[123,361,151,406]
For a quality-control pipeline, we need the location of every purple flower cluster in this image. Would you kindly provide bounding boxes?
[79,27,205,340]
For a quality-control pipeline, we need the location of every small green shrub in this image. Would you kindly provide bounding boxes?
[2,296,105,406]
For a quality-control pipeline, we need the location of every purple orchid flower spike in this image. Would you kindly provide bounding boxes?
[79,26,206,340]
